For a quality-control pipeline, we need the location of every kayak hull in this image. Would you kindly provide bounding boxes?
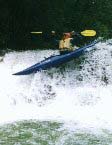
[13,41,97,75]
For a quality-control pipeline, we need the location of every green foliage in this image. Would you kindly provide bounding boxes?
[0,0,111,50]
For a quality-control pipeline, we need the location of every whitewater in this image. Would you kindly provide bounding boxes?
[0,40,112,131]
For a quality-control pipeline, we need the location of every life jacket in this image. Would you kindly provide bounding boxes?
[59,38,73,51]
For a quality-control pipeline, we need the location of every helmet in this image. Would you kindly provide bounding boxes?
[63,33,71,38]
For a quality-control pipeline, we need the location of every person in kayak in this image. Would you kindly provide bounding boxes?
[42,31,82,55]
[59,32,80,55]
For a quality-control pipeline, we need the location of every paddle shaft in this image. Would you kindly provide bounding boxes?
[31,30,96,37]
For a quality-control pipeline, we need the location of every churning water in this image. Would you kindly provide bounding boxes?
[0,40,112,144]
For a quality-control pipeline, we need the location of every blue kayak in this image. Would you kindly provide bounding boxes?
[13,41,97,75]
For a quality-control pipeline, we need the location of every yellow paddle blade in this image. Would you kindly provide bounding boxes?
[81,30,96,36]
[30,32,42,34]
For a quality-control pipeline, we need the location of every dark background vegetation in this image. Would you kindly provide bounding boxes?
[0,0,112,50]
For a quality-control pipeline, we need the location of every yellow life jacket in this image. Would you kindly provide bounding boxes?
[59,38,73,51]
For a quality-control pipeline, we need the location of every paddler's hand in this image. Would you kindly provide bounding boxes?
[70,31,75,35]
[51,31,56,35]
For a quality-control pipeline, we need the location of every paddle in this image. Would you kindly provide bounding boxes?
[31,30,96,37]
[81,30,96,36]
[31,32,43,34]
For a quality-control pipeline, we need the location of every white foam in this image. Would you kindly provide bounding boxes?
[0,41,112,130]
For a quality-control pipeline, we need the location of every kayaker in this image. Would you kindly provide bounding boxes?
[43,31,81,55]
[59,32,75,55]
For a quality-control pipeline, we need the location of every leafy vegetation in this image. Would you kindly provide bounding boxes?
[0,0,112,50]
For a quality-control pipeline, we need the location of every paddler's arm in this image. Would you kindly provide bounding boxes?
[70,31,83,46]
[50,31,60,47]
[71,31,83,38]
[42,31,59,47]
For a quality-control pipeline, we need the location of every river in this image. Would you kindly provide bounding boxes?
[0,40,112,144]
